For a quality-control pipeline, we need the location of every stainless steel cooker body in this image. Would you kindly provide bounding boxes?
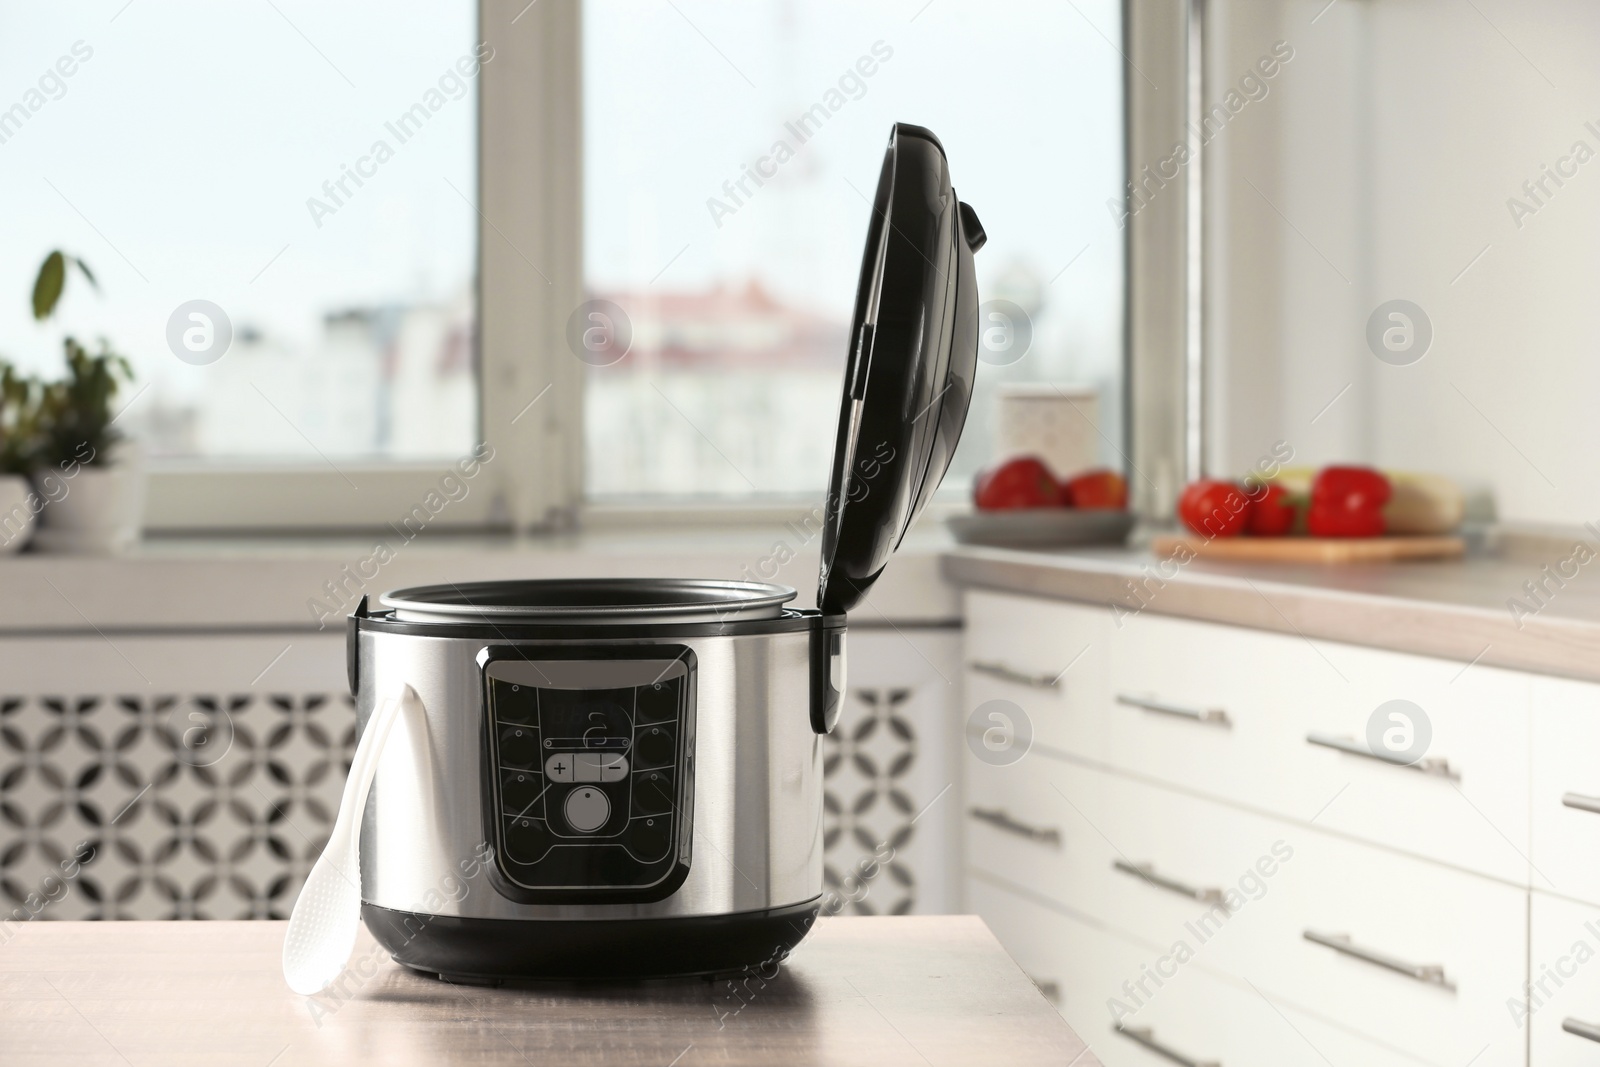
[347,581,842,980]
[356,625,824,919]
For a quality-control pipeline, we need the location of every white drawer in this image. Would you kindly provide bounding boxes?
[1528,892,1600,1065]
[966,874,1089,1021]
[1531,676,1600,906]
[1075,766,1307,986]
[969,872,1239,1066]
[968,874,1424,1067]
[965,749,1115,917]
[965,750,1275,936]
[964,590,1109,760]
[1187,975,1430,1067]
[1261,827,1526,1066]
[969,754,1306,984]
[1121,960,1431,1067]
[1107,612,1531,883]
[1297,643,1530,885]
[1106,613,1331,819]
[972,759,1526,1064]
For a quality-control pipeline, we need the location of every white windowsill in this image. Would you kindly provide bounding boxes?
[0,520,961,634]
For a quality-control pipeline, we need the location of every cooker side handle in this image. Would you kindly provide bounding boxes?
[810,616,848,735]
[346,595,369,699]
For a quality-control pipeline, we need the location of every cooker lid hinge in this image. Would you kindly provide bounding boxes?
[809,618,848,735]
[346,595,369,699]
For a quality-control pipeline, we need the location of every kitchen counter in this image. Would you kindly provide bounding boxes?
[943,539,1600,682]
[0,916,1095,1067]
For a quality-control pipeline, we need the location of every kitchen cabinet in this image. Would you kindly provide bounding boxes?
[969,873,1426,1067]
[1110,613,1530,882]
[1530,675,1600,907]
[1528,892,1600,1065]
[962,588,1553,1067]
[963,589,1109,760]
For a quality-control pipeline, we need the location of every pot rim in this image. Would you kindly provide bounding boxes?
[379,578,797,624]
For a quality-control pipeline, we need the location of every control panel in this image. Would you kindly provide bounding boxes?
[481,648,693,902]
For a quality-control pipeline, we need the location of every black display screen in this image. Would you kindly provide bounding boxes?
[536,689,633,749]
[480,649,694,902]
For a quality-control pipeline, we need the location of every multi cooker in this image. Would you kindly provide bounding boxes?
[348,123,985,981]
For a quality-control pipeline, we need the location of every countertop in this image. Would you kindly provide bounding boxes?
[19,514,1600,683]
[943,536,1600,682]
[0,916,1095,1067]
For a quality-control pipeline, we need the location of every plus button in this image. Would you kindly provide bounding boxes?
[544,753,576,783]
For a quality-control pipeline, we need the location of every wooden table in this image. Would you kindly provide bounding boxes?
[0,916,1098,1066]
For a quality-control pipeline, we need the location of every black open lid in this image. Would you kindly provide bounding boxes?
[817,123,986,616]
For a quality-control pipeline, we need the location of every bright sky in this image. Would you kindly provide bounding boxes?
[0,0,476,404]
[1,1,1124,464]
[585,0,1126,356]
[583,0,1128,483]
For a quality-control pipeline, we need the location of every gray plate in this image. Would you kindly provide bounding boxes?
[947,509,1136,548]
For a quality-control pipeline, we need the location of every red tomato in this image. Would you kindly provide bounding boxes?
[1177,480,1250,538]
[1063,469,1128,510]
[973,456,1065,510]
[1246,484,1297,536]
[1308,466,1390,537]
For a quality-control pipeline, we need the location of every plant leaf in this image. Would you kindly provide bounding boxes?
[32,251,65,321]
[71,257,98,291]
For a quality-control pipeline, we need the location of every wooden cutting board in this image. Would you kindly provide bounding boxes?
[1149,533,1466,563]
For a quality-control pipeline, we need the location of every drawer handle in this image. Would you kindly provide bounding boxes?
[967,806,1062,846]
[1562,792,1600,815]
[1304,732,1460,781]
[1026,974,1061,1003]
[1116,693,1231,728]
[1113,859,1228,908]
[1303,930,1456,991]
[1563,1017,1600,1044]
[969,660,1061,690]
[1113,1024,1220,1067]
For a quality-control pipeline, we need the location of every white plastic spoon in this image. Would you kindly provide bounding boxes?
[282,685,413,995]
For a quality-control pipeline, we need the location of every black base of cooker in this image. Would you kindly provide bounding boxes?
[362,897,824,983]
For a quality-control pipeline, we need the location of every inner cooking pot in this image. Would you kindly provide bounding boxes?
[380,578,796,625]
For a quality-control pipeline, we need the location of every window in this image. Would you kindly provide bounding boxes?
[2,2,479,464]
[582,0,1126,501]
[1,1,1126,529]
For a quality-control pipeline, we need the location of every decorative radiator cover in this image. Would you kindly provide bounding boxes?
[0,636,353,922]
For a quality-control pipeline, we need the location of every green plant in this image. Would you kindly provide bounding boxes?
[36,338,132,469]
[32,250,96,321]
[0,362,43,476]
[21,250,135,470]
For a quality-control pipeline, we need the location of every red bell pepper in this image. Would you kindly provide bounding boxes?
[1308,466,1391,538]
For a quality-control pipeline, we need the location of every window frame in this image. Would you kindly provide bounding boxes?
[143,0,583,534]
[144,0,1145,534]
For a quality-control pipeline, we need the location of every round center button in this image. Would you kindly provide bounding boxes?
[563,787,610,833]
